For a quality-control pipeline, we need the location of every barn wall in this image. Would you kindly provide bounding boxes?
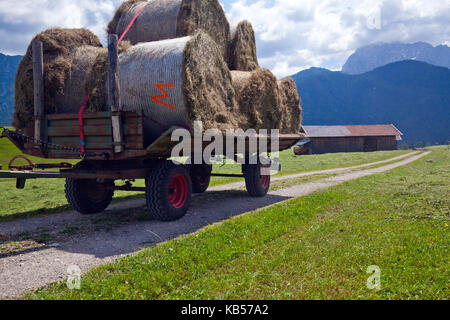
[310,137,364,154]
[374,136,398,151]
[309,136,398,154]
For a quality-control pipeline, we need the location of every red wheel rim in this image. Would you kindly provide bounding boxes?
[260,167,270,189]
[168,174,189,209]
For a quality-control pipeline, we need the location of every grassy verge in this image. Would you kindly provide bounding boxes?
[0,129,411,221]
[28,148,448,300]
[209,149,410,185]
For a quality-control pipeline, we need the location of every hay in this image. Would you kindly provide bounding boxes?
[56,46,105,113]
[229,20,259,71]
[108,0,230,60]
[84,41,132,112]
[231,69,282,131]
[118,31,240,141]
[13,28,102,130]
[107,0,146,35]
[278,77,302,133]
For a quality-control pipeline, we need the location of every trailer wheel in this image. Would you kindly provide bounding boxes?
[243,163,271,197]
[190,164,212,194]
[65,178,114,215]
[146,161,192,221]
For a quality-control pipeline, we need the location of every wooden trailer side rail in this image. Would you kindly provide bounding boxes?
[17,111,146,161]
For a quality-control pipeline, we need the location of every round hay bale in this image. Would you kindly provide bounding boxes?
[278,77,303,133]
[56,46,105,114]
[108,0,230,60]
[229,20,259,71]
[231,69,282,131]
[118,31,239,141]
[13,28,102,130]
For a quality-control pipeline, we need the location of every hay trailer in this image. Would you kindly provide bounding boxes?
[0,37,303,221]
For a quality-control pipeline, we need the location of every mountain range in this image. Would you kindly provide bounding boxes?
[293,60,450,145]
[343,42,450,75]
[0,53,21,126]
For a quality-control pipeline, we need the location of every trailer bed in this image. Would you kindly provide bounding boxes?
[3,111,305,162]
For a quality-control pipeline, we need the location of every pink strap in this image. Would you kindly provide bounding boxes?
[78,95,89,155]
[119,5,146,42]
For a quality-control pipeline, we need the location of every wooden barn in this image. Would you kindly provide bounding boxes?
[298,125,403,155]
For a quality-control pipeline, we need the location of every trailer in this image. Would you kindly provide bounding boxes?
[0,37,304,221]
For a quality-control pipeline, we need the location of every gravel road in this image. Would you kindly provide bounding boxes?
[0,151,428,299]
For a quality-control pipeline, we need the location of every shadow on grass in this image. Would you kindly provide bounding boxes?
[1,190,291,260]
[0,194,146,223]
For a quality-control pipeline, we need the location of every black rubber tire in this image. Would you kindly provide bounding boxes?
[243,163,271,197]
[190,164,212,194]
[146,161,192,221]
[65,178,114,215]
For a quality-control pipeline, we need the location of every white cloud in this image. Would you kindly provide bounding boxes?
[0,0,122,54]
[0,0,449,78]
[227,0,450,77]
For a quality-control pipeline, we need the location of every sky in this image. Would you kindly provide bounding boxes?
[0,0,449,77]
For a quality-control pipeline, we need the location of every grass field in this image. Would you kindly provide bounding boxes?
[0,130,411,221]
[28,147,449,300]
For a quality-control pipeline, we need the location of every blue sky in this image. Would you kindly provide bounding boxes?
[0,0,449,77]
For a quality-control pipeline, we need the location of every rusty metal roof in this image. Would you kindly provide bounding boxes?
[302,125,403,138]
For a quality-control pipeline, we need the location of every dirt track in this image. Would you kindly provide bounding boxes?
[0,151,428,299]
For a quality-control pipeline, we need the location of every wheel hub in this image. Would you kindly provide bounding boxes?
[260,166,270,189]
[168,174,189,209]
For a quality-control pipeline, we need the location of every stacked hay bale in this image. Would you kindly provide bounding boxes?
[227,20,302,133]
[229,20,259,72]
[14,29,240,140]
[231,69,282,131]
[107,0,230,61]
[13,0,302,137]
[13,28,102,130]
[86,32,241,137]
[278,77,303,133]
[80,31,242,141]
[117,32,241,140]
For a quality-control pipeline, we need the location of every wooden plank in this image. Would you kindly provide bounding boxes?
[107,34,124,153]
[47,125,141,137]
[48,118,112,128]
[107,35,120,112]
[47,126,112,137]
[32,41,44,141]
[47,111,140,120]
[47,113,140,130]
[49,136,142,150]
[46,112,112,120]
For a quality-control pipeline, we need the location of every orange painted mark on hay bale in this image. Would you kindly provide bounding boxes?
[151,84,177,110]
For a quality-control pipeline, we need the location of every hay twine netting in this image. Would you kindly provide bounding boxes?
[108,0,230,61]
[118,31,240,139]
